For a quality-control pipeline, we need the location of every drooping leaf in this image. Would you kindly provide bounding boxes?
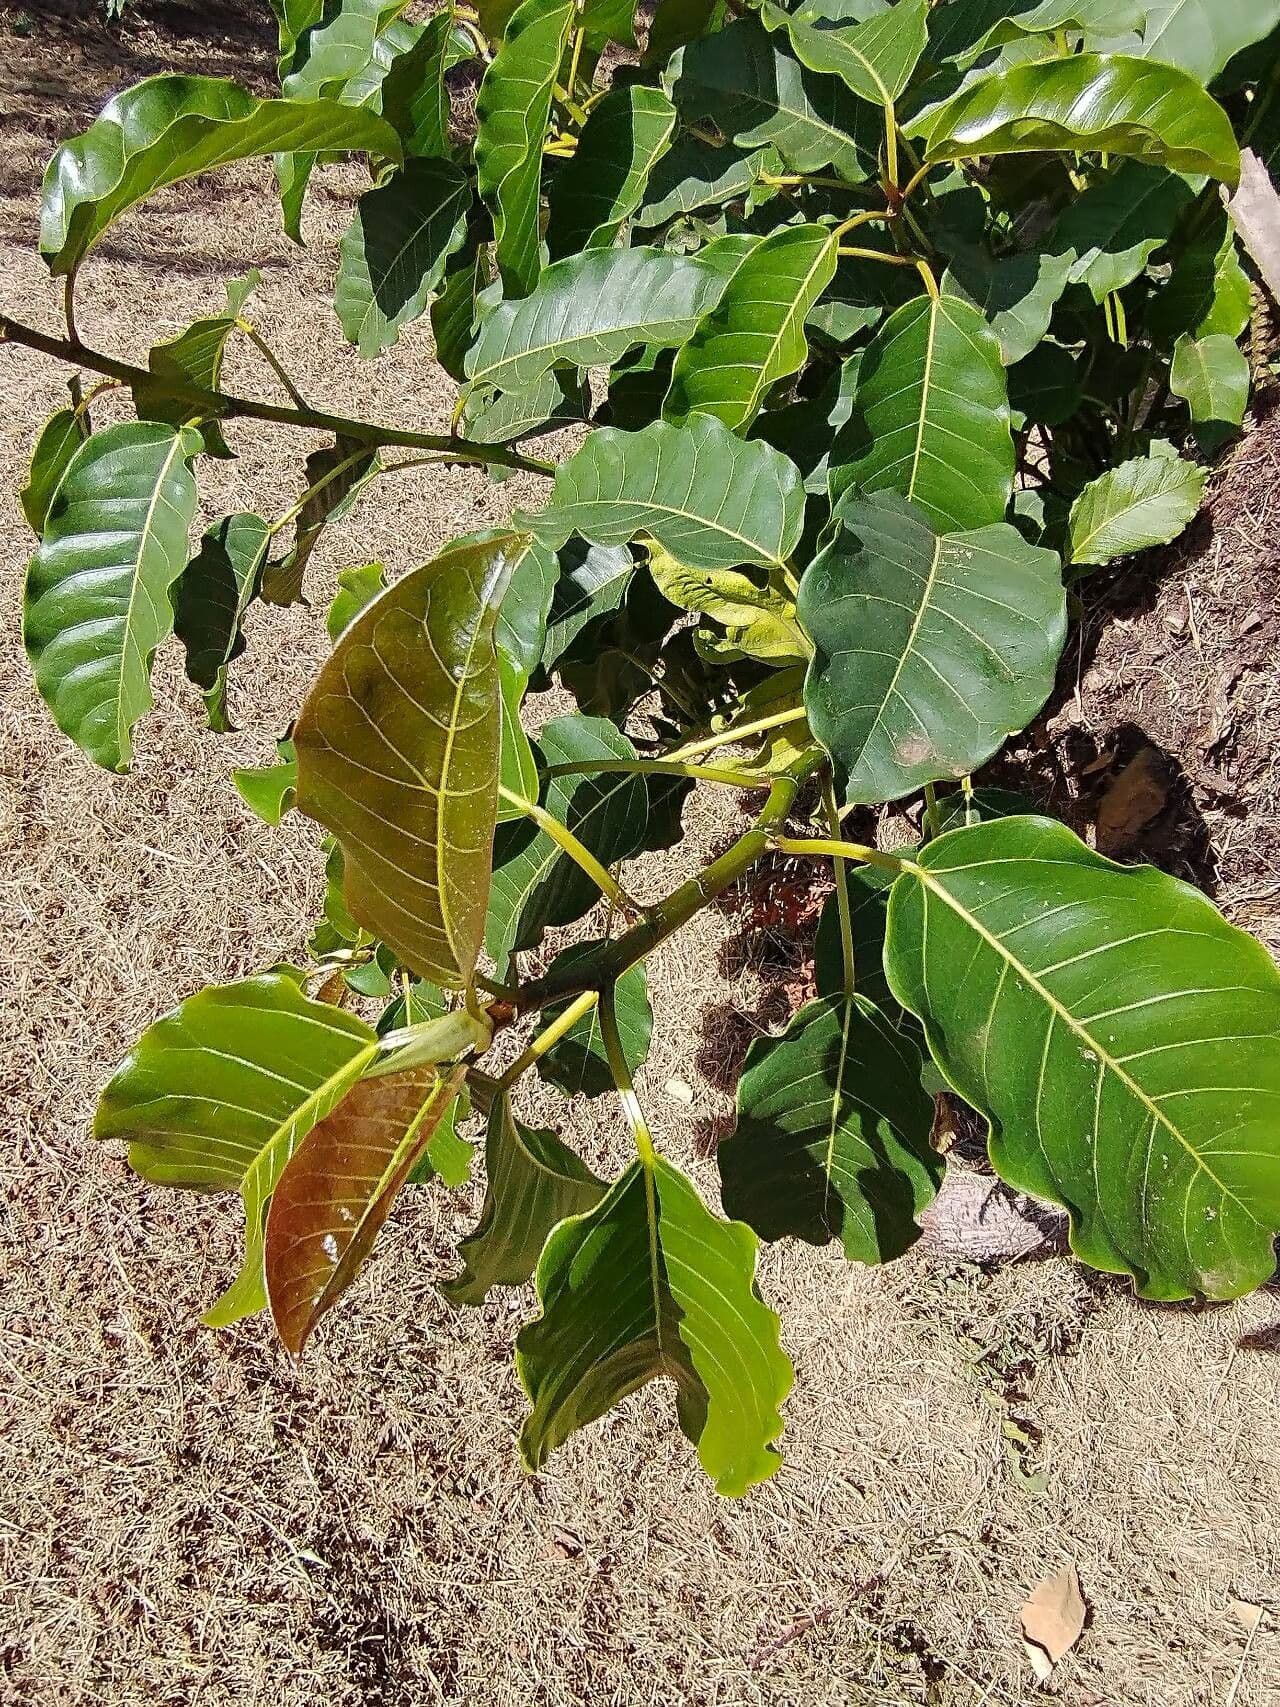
[335,158,471,356]
[265,1061,465,1354]
[666,18,881,183]
[664,223,838,432]
[19,408,84,537]
[720,993,939,1261]
[535,948,652,1098]
[1051,160,1195,306]
[799,494,1067,806]
[40,75,401,275]
[761,0,929,107]
[530,415,806,572]
[281,0,410,101]
[485,714,648,973]
[24,422,202,772]
[498,652,540,823]
[910,54,1241,186]
[234,741,298,825]
[1133,0,1280,83]
[1170,332,1250,450]
[940,243,1073,364]
[828,294,1015,533]
[1068,450,1207,569]
[95,968,379,1324]
[884,816,1280,1301]
[431,247,484,381]
[326,561,387,638]
[172,512,272,730]
[463,246,728,396]
[541,541,635,667]
[378,9,454,158]
[460,369,589,444]
[442,1093,606,1306]
[517,1154,793,1496]
[1146,209,1251,344]
[648,547,806,664]
[130,270,259,458]
[547,85,678,257]
[474,0,576,295]
[294,533,526,987]
[260,437,379,605]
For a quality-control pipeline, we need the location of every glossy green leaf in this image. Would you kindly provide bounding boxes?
[536,949,652,1098]
[475,0,575,295]
[335,158,471,356]
[517,1153,793,1495]
[460,370,588,444]
[940,244,1072,364]
[266,1060,464,1353]
[281,0,409,101]
[234,741,297,824]
[40,75,401,275]
[19,408,84,537]
[443,1093,606,1306]
[885,816,1280,1301]
[95,968,379,1324]
[463,246,728,396]
[664,224,837,432]
[799,494,1067,805]
[1133,0,1280,82]
[926,0,1147,64]
[547,85,677,257]
[486,714,647,973]
[1068,449,1207,568]
[720,993,939,1261]
[431,247,484,380]
[530,415,806,572]
[541,541,635,667]
[24,422,202,772]
[1170,332,1250,449]
[762,0,928,107]
[378,10,454,157]
[498,652,540,824]
[132,270,259,459]
[172,512,271,730]
[326,561,387,638]
[910,54,1241,186]
[633,135,775,228]
[828,294,1015,532]
[648,546,806,664]
[1051,160,1195,305]
[260,437,379,606]
[294,533,527,987]
[666,18,880,184]
[1146,209,1251,344]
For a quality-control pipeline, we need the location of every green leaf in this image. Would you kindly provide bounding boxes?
[442,1092,606,1306]
[24,422,202,772]
[19,408,84,537]
[1068,450,1207,569]
[910,54,1241,186]
[634,135,776,229]
[234,741,297,824]
[475,0,576,295]
[40,75,401,275]
[664,223,837,433]
[486,714,648,973]
[666,18,880,184]
[941,243,1073,364]
[498,652,540,823]
[378,10,454,157]
[260,437,379,606]
[95,968,379,1325]
[132,270,260,458]
[799,494,1067,806]
[463,246,728,397]
[335,158,471,356]
[1146,209,1251,344]
[1008,338,1083,427]
[1051,160,1195,305]
[536,949,652,1098]
[530,415,806,573]
[884,816,1280,1301]
[547,85,677,257]
[814,857,910,1016]
[542,541,635,667]
[294,532,526,987]
[1170,332,1250,450]
[720,993,940,1261]
[281,0,410,100]
[926,0,1147,64]
[172,512,271,731]
[326,561,387,638]
[1133,0,1280,83]
[460,370,588,444]
[648,0,727,62]
[828,294,1015,533]
[265,1061,464,1353]
[761,0,929,107]
[648,546,806,664]
[431,247,484,380]
[517,1154,793,1495]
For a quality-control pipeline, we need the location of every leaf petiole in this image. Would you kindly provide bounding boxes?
[497,784,638,912]
[773,834,911,877]
[820,773,856,998]
[497,990,599,1089]
[600,988,657,1167]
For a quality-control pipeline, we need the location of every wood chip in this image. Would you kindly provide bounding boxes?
[1020,1564,1087,1680]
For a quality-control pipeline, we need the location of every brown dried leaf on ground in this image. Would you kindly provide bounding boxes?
[1020,1564,1087,1681]
[1094,745,1172,855]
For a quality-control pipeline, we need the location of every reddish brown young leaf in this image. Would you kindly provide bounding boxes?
[265,1063,465,1355]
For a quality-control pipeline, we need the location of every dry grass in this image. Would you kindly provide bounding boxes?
[2,6,1280,1704]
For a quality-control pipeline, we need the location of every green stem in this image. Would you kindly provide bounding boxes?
[773,834,910,877]
[664,705,808,764]
[600,988,657,1167]
[820,773,856,998]
[923,781,942,841]
[237,319,311,412]
[497,990,599,1089]
[544,757,763,789]
[0,313,555,477]
[498,784,635,911]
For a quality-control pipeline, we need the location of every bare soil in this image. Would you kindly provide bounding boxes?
[2,6,1278,1706]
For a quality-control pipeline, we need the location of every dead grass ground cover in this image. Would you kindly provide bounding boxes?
[1,5,1278,1703]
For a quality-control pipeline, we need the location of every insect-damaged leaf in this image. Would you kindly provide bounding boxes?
[294,533,526,988]
[266,1061,466,1354]
[884,816,1280,1300]
[95,968,380,1325]
[24,422,202,772]
[799,495,1067,806]
[721,993,940,1262]
[517,1154,793,1495]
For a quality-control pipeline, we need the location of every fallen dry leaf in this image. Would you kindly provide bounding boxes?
[1094,747,1171,855]
[1227,150,1280,307]
[1020,1564,1087,1680]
